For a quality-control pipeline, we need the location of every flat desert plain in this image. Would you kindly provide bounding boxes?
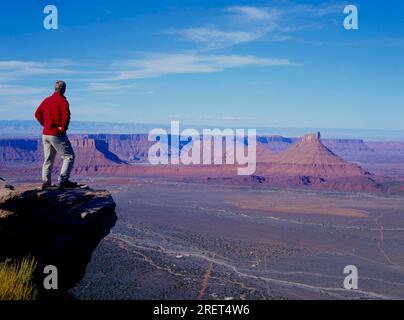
[70,178,404,300]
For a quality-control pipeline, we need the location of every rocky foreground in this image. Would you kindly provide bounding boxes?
[0,178,117,298]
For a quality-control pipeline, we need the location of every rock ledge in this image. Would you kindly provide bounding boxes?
[0,180,117,295]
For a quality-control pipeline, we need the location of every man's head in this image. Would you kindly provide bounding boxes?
[54,80,66,95]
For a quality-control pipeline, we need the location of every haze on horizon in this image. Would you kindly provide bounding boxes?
[0,0,403,131]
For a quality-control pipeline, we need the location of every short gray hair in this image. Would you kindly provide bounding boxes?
[55,80,66,93]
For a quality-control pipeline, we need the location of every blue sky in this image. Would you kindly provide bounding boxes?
[0,0,403,130]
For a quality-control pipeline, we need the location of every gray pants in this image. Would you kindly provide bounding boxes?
[42,135,75,184]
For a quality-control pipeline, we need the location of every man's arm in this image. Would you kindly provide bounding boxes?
[35,101,45,126]
[59,99,71,133]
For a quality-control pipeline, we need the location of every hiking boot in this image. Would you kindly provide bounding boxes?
[59,180,80,189]
[41,182,52,190]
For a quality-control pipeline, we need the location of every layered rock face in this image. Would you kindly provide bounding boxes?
[0,139,42,166]
[0,133,382,192]
[0,179,117,296]
[257,136,297,153]
[256,133,379,191]
[87,134,154,162]
[266,133,364,175]
[69,137,126,174]
[0,137,127,176]
[323,139,375,157]
[257,135,376,159]
[0,134,377,167]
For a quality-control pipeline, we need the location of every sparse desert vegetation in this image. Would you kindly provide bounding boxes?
[0,256,38,300]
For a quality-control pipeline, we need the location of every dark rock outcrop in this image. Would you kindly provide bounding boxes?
[0,180,117,297]
[0,177,14,191]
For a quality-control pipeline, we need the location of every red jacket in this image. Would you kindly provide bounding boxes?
[35,92,71,136]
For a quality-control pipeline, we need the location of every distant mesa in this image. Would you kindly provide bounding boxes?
[255,143,273,160]
[0,132,382,192]
[270,131,354,167]
[256,132,379,192]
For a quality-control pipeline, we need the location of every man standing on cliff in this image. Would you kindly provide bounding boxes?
[35,81,78,189]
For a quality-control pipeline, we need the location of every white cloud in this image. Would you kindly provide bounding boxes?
[0,96,44,109]
[0,85,47,95]
[0,60,95,82]
[172,27,263,50]
[288,4,342,17]
[0,85,47,111]
[110,53,291,80]
[228,4,340,21]
[0,59,73,69]
[227,6,281,22]
[171,4,342,50]
[198,115,257,121]
[87,82,139,93]
[0,54,290,92]
[0,60,74,81]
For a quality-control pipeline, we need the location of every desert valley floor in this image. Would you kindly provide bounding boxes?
[60,177,404,300]
[2,132,404,299]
